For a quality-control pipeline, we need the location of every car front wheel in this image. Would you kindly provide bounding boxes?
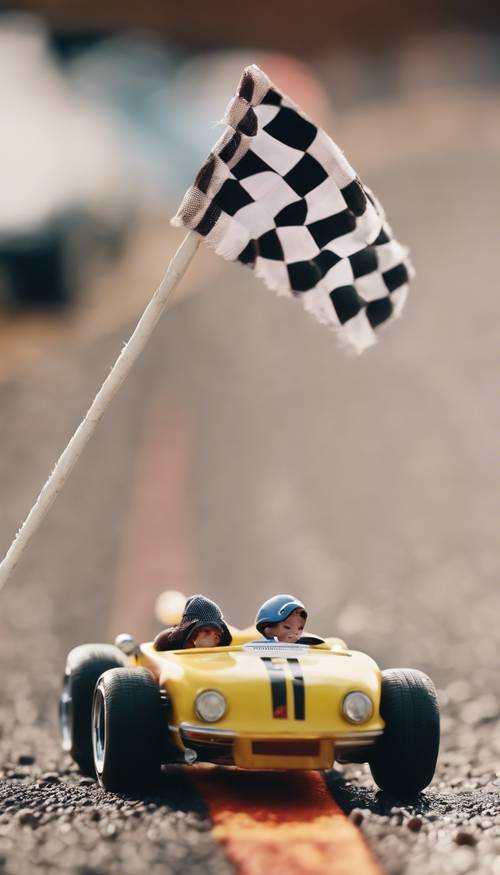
[92,668,163,792]
[368,668,440,795]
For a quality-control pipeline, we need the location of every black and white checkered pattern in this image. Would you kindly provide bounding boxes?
[172,64,414,353]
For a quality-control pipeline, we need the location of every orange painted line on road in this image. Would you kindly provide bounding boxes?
[108,394,194,641]
[192,768,383,875]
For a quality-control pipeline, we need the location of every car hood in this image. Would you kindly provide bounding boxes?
[148,643,383,735]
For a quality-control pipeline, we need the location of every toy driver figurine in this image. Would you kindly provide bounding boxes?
[255,594,324,645]
[154,594,232,650]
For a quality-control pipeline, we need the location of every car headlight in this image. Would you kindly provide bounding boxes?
[342,691,373,724]
[195,690,227,723]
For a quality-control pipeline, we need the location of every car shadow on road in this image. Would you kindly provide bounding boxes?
[325,768,435,816]
[109,763,442,819]
[115,765,210,815]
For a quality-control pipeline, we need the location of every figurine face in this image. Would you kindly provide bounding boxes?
[264,608,306,643]
[190,626,222,648]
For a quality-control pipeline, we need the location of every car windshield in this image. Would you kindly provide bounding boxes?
[242,641,310,654]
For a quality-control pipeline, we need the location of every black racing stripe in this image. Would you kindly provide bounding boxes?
[287,658,305,720]
[260,658,288,719]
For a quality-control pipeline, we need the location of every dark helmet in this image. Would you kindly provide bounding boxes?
[255,594,307,633]
[180,595,232,646]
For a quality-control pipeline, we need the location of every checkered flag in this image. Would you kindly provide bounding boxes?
[172,64,414,353]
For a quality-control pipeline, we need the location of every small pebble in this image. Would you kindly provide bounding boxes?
[103,823,117,839]
[78,777,95,787]
[16,809,38,827]
[349,808,364,826]
[17,755,35,766]
[407,816,423,833]
[40,772,60,784]
[455,830,478,847]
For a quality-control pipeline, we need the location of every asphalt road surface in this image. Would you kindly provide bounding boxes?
[0,94,499,874]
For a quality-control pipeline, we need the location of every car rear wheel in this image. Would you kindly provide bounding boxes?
[59,644,128,776]
[92,668,163,792]
[368,668,440,795]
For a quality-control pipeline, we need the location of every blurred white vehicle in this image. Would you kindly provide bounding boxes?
[0,15,132,307]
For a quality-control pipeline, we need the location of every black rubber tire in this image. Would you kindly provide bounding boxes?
[92,668,163,793]
[368,668,440,795]
[59,644,128,776]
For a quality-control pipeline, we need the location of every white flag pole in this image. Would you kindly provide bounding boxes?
[0,230,200,593]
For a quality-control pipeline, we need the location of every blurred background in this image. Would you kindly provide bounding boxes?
[0,0,499,714]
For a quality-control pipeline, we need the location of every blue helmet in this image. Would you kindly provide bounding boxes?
[255,594,307,633]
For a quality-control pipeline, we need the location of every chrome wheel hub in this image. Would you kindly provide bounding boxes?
[92,687,106,774]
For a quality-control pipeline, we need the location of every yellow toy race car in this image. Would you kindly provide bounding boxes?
[59,625,440,796]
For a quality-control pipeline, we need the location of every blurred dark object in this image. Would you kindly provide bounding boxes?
[0,220,76,309]
[0,213,128,309]
[8,0,500,53]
